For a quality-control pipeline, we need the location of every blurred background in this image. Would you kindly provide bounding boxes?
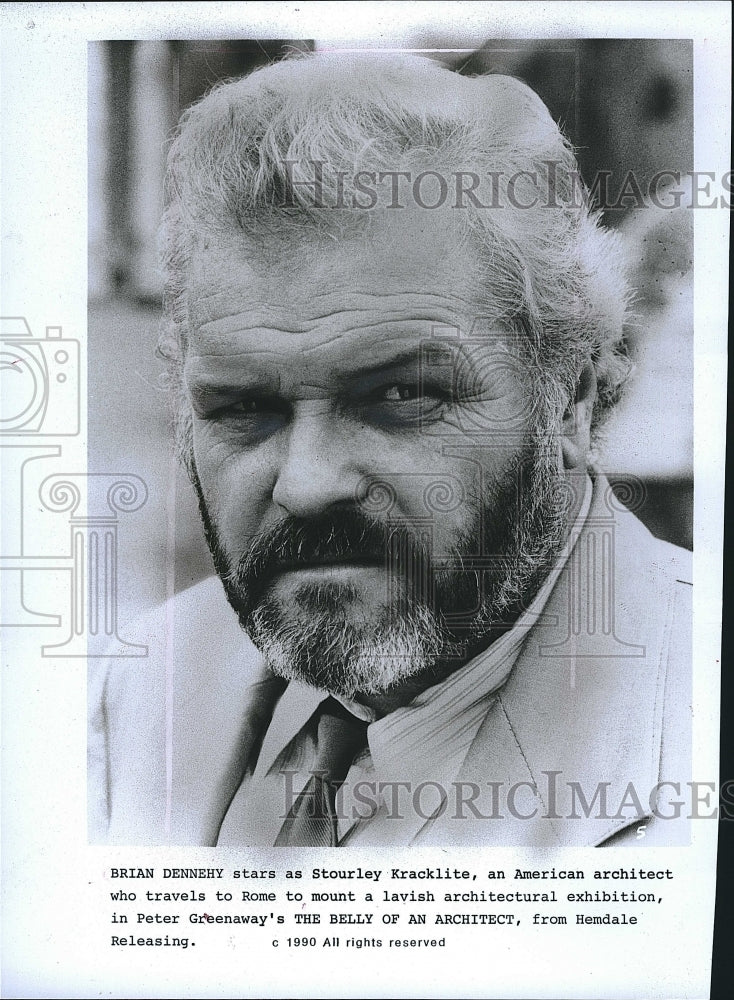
[88,38,693,617]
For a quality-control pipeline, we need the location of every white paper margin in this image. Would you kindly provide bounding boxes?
[1,3,730,998]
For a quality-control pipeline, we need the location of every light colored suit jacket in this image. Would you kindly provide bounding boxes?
[89,476,692,847]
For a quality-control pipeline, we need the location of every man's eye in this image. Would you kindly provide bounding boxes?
[356,382,450,429]
[381,383,423,402]
[218,396,289,418]
[227,398,269,415]
[212,397,288,442]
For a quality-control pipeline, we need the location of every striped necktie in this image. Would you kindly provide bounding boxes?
[275,698,368,847]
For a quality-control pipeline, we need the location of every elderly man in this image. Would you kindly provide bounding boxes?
[91,52,691,847]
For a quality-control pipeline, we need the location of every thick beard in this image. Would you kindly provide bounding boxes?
[191,432,572,702]
[248,591,447,701]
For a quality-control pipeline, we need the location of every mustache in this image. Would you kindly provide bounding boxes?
[228,507,435,611]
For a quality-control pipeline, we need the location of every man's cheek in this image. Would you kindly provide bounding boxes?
[192,424,249,479]
[195,444,271,523]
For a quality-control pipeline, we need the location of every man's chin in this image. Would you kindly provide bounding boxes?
[245,598,444,701]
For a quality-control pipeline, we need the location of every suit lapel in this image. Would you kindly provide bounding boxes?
[169,662,286,844]
[421,476,675,846]
[104,576,286,845]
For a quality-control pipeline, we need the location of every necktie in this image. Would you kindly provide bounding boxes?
[275,698,368,847]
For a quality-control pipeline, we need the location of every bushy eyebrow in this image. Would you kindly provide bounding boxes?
[186,340,469,403]
[339,342,463,388]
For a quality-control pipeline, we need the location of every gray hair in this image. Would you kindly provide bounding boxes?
[158,52,631,466]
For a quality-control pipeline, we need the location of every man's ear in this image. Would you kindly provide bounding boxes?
[560,360,597,470]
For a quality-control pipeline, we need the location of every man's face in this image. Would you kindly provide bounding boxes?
[184,208,570,708]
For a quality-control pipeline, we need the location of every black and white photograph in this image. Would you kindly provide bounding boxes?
[1,3,729,998]
[89,35,696,848]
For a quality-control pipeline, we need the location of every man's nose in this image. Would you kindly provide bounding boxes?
[271,407,365,518]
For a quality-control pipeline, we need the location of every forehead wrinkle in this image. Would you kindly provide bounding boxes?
[192,301,483,347]
[191,296,483,347]
[188,219,501,356]
[185,331,437,372]
[186,346,301,362]
[192,259,483,319]
[196,285,480,314]
[186,335,479,392]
